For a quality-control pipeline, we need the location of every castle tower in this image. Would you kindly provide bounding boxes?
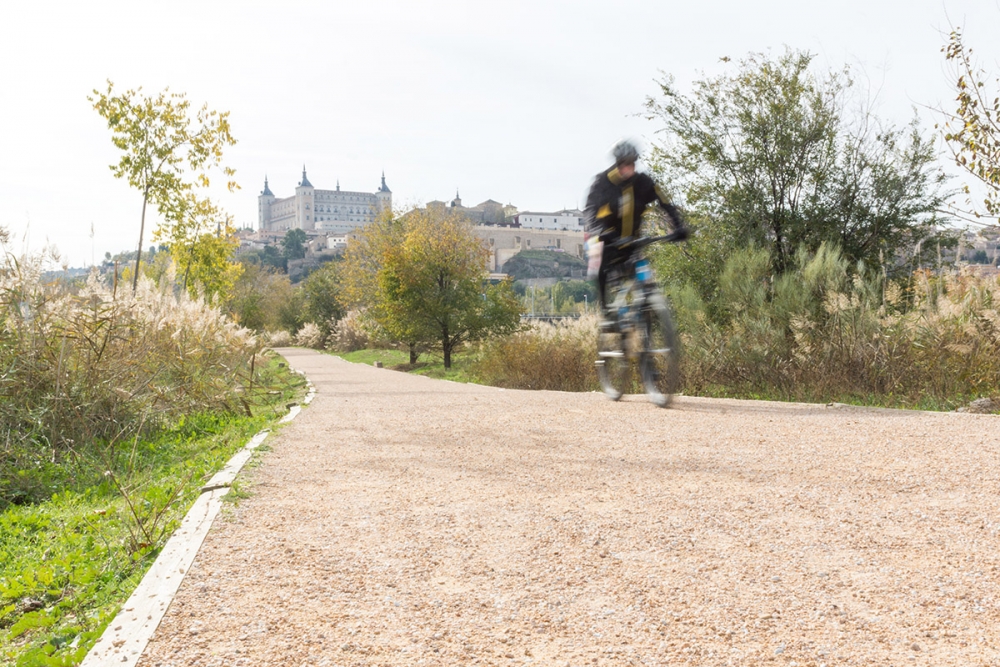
[258,175,275,231]
[376,170,392,216]
[295,165,315,231]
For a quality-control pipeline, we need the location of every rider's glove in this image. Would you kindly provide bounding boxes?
[672,226,691,242]
[663,203,687,229]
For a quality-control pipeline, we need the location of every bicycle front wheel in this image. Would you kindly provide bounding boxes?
[596,329,628,401]
[639,294,681,407]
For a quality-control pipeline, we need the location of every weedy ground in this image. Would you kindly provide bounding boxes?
[0,354,306,667]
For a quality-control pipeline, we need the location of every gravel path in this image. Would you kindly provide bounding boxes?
[138,348,1000,666]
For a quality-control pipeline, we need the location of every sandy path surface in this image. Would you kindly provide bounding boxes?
[138,348,1000,667]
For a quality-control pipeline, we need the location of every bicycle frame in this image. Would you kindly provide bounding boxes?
[595,230,686,406]
[604,257,657,356]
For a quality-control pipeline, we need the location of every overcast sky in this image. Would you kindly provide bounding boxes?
[3,0,999,266]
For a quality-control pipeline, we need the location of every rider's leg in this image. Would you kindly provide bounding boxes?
[596,265,609,310]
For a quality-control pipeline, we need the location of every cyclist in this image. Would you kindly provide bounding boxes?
[584,139,688,319]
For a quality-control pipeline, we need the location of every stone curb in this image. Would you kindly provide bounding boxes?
[80,367,316,667]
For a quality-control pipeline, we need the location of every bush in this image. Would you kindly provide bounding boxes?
[293,322,324,349]
[300,261,344,337]
[472,315,598,391]
[326,310,371,352]
[225,263,296,332]
[664,243,1000,405]
[266,329,293,347]
[0,247,260,505]
[470,243,1000,409]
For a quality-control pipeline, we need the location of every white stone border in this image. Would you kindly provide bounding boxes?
[80,368,316,667]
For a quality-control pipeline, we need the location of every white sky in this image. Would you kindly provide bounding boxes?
[2,0,999,266]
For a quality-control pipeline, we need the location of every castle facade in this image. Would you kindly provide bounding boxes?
[258,167,392,233]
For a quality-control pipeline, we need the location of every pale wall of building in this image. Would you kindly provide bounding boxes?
[472,226,585,272]
[258,169,391,233]
[516,210,585,231]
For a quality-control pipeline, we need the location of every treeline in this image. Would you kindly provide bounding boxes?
[73,42,1000,408]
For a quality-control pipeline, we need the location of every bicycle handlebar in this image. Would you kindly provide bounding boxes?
[607,228,690,251]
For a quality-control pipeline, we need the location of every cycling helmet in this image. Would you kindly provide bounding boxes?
[611,139,640,165]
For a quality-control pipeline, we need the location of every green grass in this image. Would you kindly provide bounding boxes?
[332,348,478,384]
[333,345,984,414]
[0,353,306,667]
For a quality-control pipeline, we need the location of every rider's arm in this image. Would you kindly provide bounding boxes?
[584,176,616,241]
[652,182,687,232]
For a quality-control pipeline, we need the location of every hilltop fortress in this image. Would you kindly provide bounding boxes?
[251,169,585,274]
[257,167,392,234]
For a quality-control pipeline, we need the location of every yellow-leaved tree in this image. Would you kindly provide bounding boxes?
[153,193,242,301]
[344,209,522,368]
[89,81,237,293]
[942,26,1000,222]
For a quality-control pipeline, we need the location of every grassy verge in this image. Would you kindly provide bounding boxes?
[0,352,306,667]
[332,348,478,384]
[335,336,991,413]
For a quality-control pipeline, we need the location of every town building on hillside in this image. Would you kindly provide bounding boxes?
[473,227,586,272]
[425,191,515,225]
[516,209,585,231]
[410,194,585,272]
[258,167,392,233]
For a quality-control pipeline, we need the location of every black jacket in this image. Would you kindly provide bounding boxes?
[584,166,684,242]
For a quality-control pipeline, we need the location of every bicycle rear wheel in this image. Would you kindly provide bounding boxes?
[639,293,681,407]
[596,328,628,401]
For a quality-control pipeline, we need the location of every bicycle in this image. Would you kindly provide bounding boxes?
[595,230,685,408]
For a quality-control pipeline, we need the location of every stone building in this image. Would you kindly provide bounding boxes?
[258,167,391,233]
[409,193,586,272]
[473,226,586,272]
[515,209,585,231]
[425,191,512,225]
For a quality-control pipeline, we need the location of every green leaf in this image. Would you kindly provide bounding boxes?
[7,609,56,639]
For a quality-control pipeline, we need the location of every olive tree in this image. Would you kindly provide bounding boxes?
[645,49,949,281]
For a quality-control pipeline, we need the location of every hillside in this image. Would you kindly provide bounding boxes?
[501,249,586,280]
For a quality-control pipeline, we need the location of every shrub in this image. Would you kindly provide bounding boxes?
[471,243,1000,409]
[266,329,293,347]
[293,321,324,349]
[326,310,370,352]
[472,315,598,391]
[225,263,296,332]
[0,246,260,505]
[665,243,1000,405]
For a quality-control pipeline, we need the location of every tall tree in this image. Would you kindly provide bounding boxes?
[89,81,237,292]
[942,26,1000,222]
[645,49,948,277]
[345,210,522,368]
